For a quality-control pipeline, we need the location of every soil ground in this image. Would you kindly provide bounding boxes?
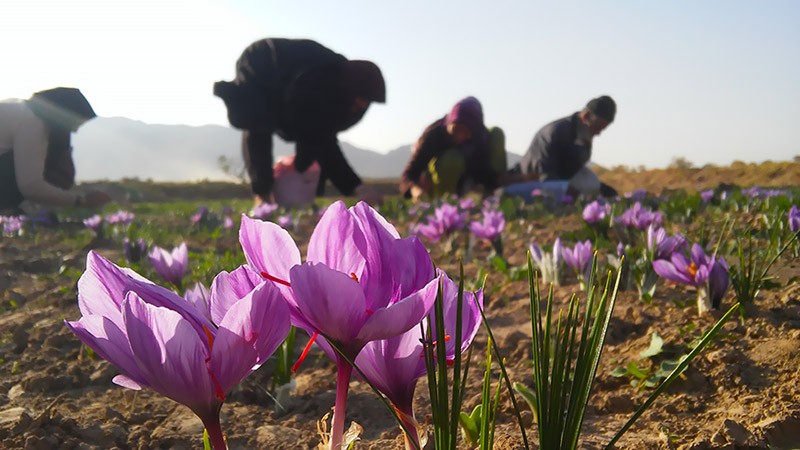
[1,162,799,450]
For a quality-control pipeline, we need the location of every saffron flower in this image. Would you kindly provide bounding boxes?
[223,216,235,230]
[83,215,103,233]
[615,202,663,230]
[469,209,505,241]
[1,215,26,236]
[561,240,594,289]
[277,213,293,229]
[459,197,476,210]
[646,225,687,260]
[788,205,800,233]
[239,201,440,449]
[355,273,484,450]
[415,203,466,242]
[123,238,148,264]
[65,252,291,449]
[652,243,729,314]
[190,206,209,225]
[530,238,563,286]
[700,189,714,203]
[105,210,135,225]
[582,200,611,224]
[249,202,278,220]
[149,242,189,288]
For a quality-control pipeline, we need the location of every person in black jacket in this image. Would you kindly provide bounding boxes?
[511,95,619,198]
[213,38,386,206]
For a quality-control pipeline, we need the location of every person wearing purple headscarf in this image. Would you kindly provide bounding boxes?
[401,97,524,200]
[214,38,386,207]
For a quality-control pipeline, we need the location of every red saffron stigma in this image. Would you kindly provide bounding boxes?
[202,325,215,349]
[206,365,226,401]
[292,331,319,373]
[350,272,359,283]
[444,335,451,342]
[261,271,291,287]
[446,359,455,367]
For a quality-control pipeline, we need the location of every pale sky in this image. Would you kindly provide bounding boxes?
[2,1,798,168]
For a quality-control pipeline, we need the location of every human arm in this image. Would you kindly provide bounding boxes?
[295,135,361,196]
[12,117,81,207]
[400,121,445,195]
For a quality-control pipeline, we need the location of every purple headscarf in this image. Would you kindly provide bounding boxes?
[444,96,485,135]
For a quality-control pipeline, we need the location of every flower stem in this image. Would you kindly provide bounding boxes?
[201,415,227,450]
[398,409,421,450]
[330,357,353,450]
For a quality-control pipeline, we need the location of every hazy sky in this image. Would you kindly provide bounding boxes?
[2,1,798,168]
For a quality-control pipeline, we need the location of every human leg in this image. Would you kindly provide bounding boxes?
[428,149,466,197]
[241,130,275,201]
[568,165,601,197]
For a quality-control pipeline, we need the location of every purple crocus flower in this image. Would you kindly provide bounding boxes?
[624,189,648,201]
[277,213,293,229]
[355,273,483,450]
[700,189,714,203]
[65,252,290,449]
[561,240,594,287]
[239,201,439,449]
[459,197,476,210]
[529,237,563,286]
[249,202,278,220]
[105,210,135,225]
[652,243,729,313]
[646,225,687,260]
[615,202,663,230]
[469,209,505,241]
[184,282,212,323]
[788,205,800,233]
[1,215,26,236]
[190,206,209,225]
[123,238,148,263]
[415,203,466,242]
[582,200,611,224]
[223,216,235,230]
[221,206,233,216]
[83,215,103,233]
[148,242,189,287]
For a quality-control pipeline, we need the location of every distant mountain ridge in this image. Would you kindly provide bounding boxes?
[72,117,521,182]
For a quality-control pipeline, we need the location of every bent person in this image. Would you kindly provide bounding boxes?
[400,96,525,200]
[0,88,111,212]
[508,95,619,200]
[213,38,386,207]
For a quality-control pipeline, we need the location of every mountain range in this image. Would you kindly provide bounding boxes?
[72,117,521,182]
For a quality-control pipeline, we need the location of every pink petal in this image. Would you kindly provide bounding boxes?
[289,262,368,344]
[209,265,265,325]
[356,275,440,343]
[239,214,300,282]
[211,282,291,394]
[65,315,146,387]
[306,201,367,275]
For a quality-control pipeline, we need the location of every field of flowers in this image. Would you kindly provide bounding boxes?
[1,168,799,450]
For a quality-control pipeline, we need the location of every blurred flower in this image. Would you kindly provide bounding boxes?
[221,206,233,216]
[356,273,483,450]
[530,237,563,286]
[469,209,505,241]
[415,203,466,242]
[105,210,135,225]
[582,200,611,224]
[700,189,714,203]
[561,240,594,287]
[223,216,235,230]
[277,213,293,229]
[615,202,663,230]
[459,197,476,210]
[190,205,209,225]
[123,238,148,263]
[148,242,189,287]
[788,205,800,233]
[65,251,290,450]
[624,189,648,201]
[83,215,103,232]
[1,215,26,236]
[249,202,278,220]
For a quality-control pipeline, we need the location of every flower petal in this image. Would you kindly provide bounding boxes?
[211,282,291,394]
[123,292,217,414]
[239,214,301,282]
[306,201,367,275]
[356,275,440,343]
[653,259,692,285]
[289,262,368,344]
[209,265,265,325]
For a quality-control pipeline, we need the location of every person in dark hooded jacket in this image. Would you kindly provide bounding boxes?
[213,38,386,206]
[0,88,111,212]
